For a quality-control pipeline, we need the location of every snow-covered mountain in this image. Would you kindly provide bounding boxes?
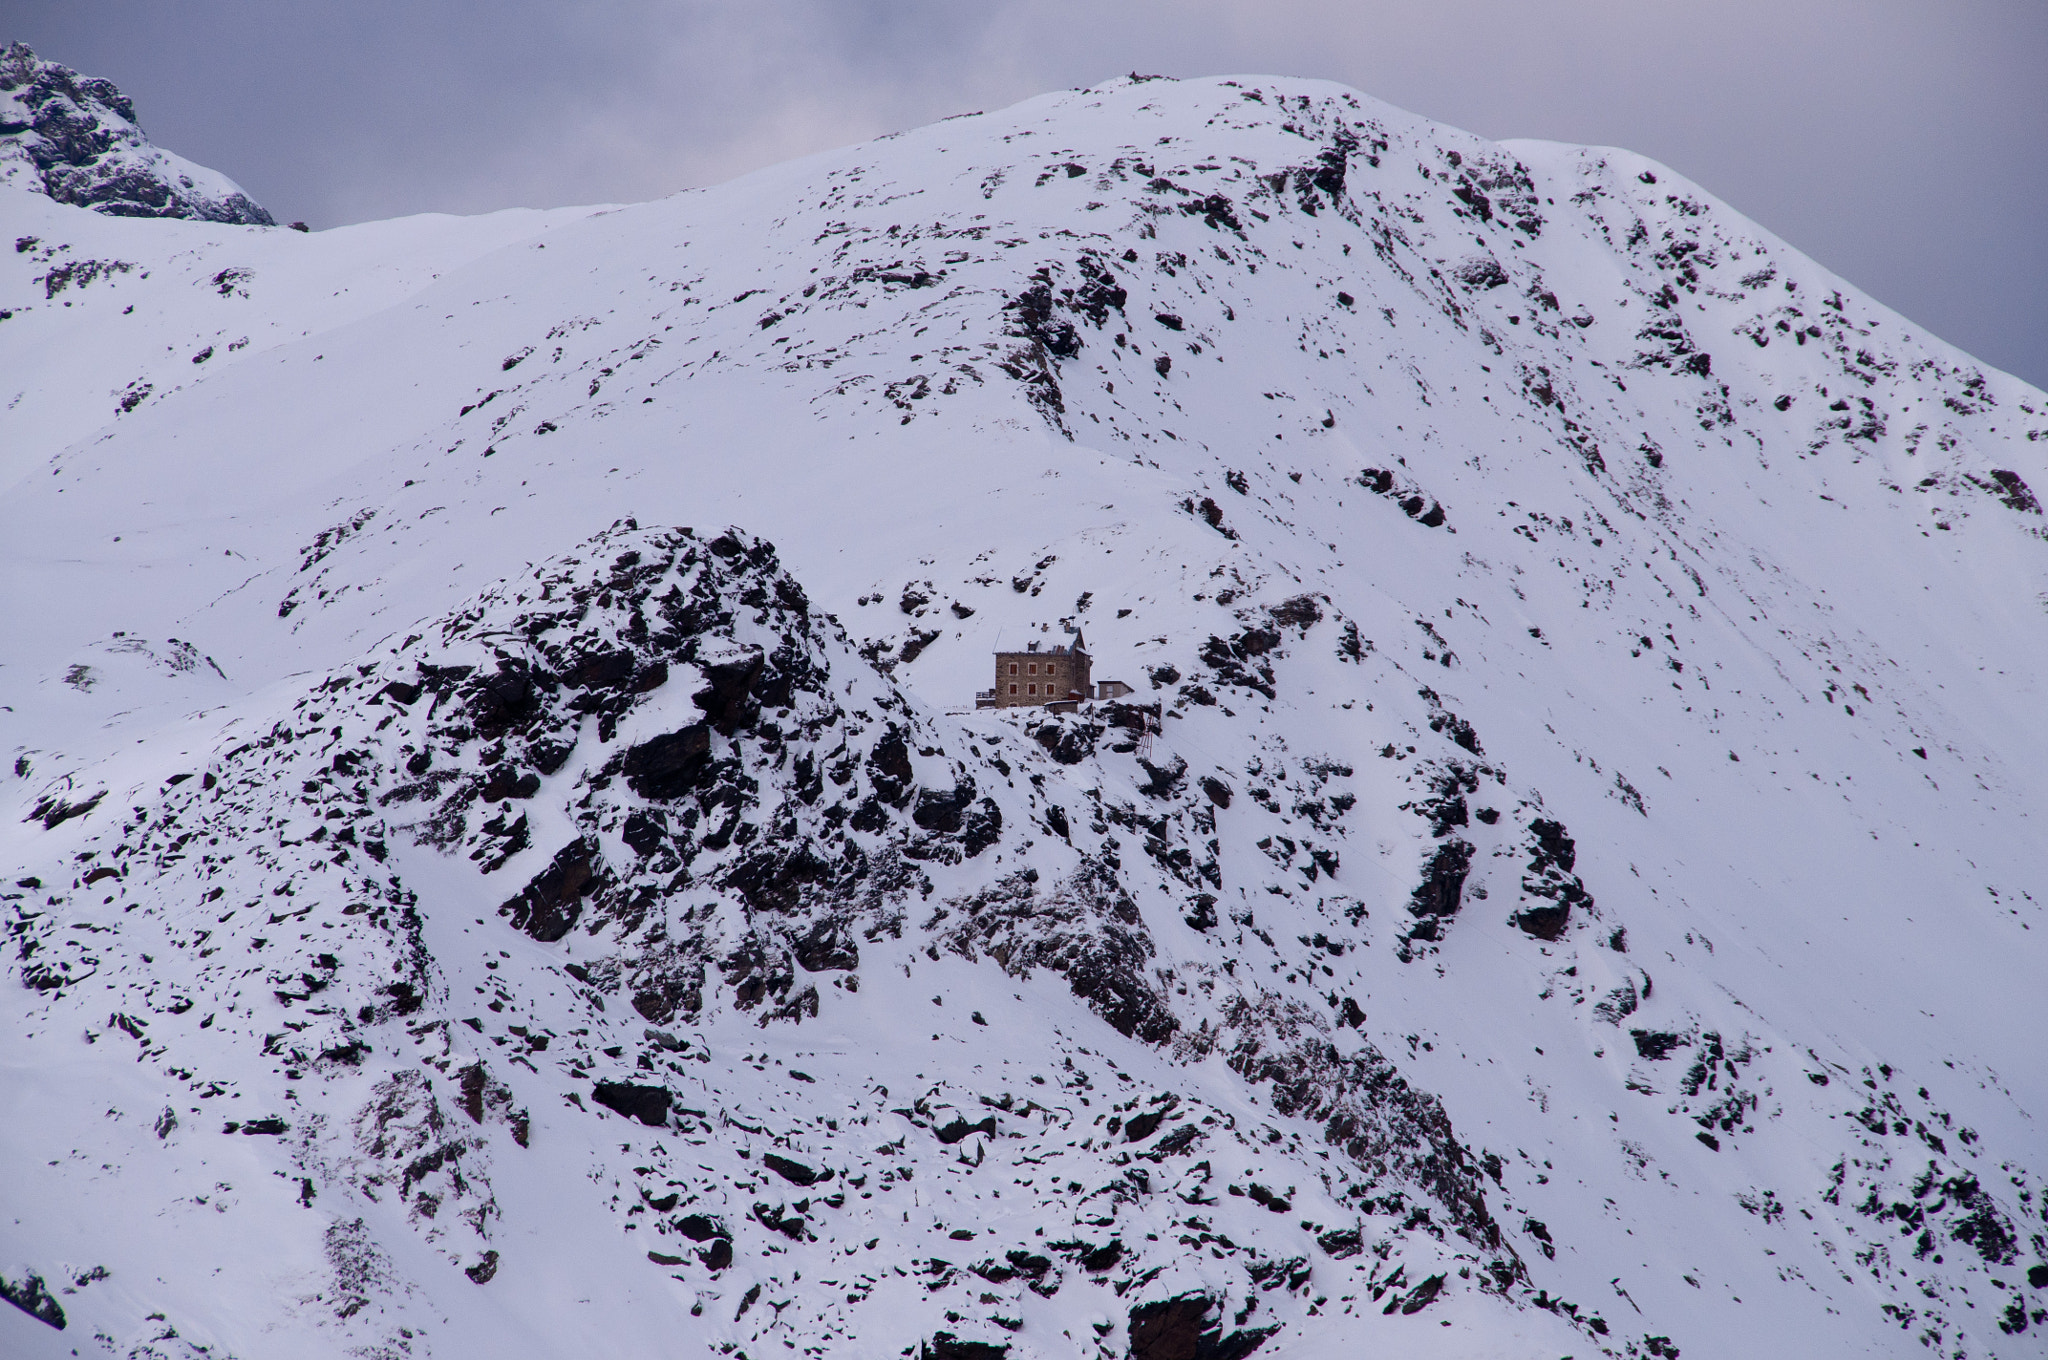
[3,69,2046,1360]
[1,43,273,226]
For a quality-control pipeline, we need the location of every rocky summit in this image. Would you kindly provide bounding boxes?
[0,43,273,225]
[1,70,2045,1360]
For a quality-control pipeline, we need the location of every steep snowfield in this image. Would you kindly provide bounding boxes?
[3,73,2046,1360]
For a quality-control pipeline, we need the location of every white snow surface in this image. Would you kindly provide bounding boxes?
[3,73,2046,1360]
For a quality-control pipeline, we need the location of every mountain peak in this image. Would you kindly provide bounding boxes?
[0,41,274,225]
[2,69,2045,1360]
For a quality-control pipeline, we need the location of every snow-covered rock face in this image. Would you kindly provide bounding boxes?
[6,522,1564,1359]
[3,74,2047,1360]
[0,42,273,225]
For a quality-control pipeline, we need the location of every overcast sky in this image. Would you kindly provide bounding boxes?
[9,1,2045,387]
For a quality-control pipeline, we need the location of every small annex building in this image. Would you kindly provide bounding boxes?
[978,630,1131,711]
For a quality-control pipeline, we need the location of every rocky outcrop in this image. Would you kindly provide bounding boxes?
[0,42,274,224]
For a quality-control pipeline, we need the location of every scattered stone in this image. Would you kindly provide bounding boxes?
[762,1153,824,1186]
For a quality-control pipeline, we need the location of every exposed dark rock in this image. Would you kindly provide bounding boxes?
[621,808,667,857]
[1406,839,1474,936]
[957,798,1004,858]
[752,1201,808,1240]
[1631,1030,1687,1061]
[868,727,915,803]
[1527,819,1576,873]
[591,1081,671,1126]
[1081,1239,1124,1271]
[676,1214,728,1241]
[1517,817,1591,941]
[1986,470,2043,514]
[1180,192,1245,233]
[1186,496,1233,537]
[762,1153,824,1185]
[793,918,859,972]
[914,780,979,834]
[478,766,540,802]
[1453,257,1508,290]
[1356,467,1450,529]
[1137,757,1187,799]
[1392,1272,1446,1314]
[1032,717,1101,765]
[1005,269,1081,359]
[631,975,701,1024]
[1426,710,1482,755]
[1267,595,1323,632]
[1127,1291,1273,1360]
[1200,627,1280,698]
[28,789,103,830]
[0,1269,66,1329]
[923,1334,1010,1360]
[898,628,942,665]
[500,838,602,942]
[721,841,834,913]
[564,648,636,689]
[693,646,765,731]
[1513,903,1571,940]
[621,725,712,799]
[380,680,423,706]
[466,662,542,736]
[1418,785,1470,838]
[1317,1226,1363,1258]
[1068,254,1129,326]
[1194,992,1504,1257]
[945,862,1177,1044]
[1128,1294,1209,1360]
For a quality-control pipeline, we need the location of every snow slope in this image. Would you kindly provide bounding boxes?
[3,72,2046,1360]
